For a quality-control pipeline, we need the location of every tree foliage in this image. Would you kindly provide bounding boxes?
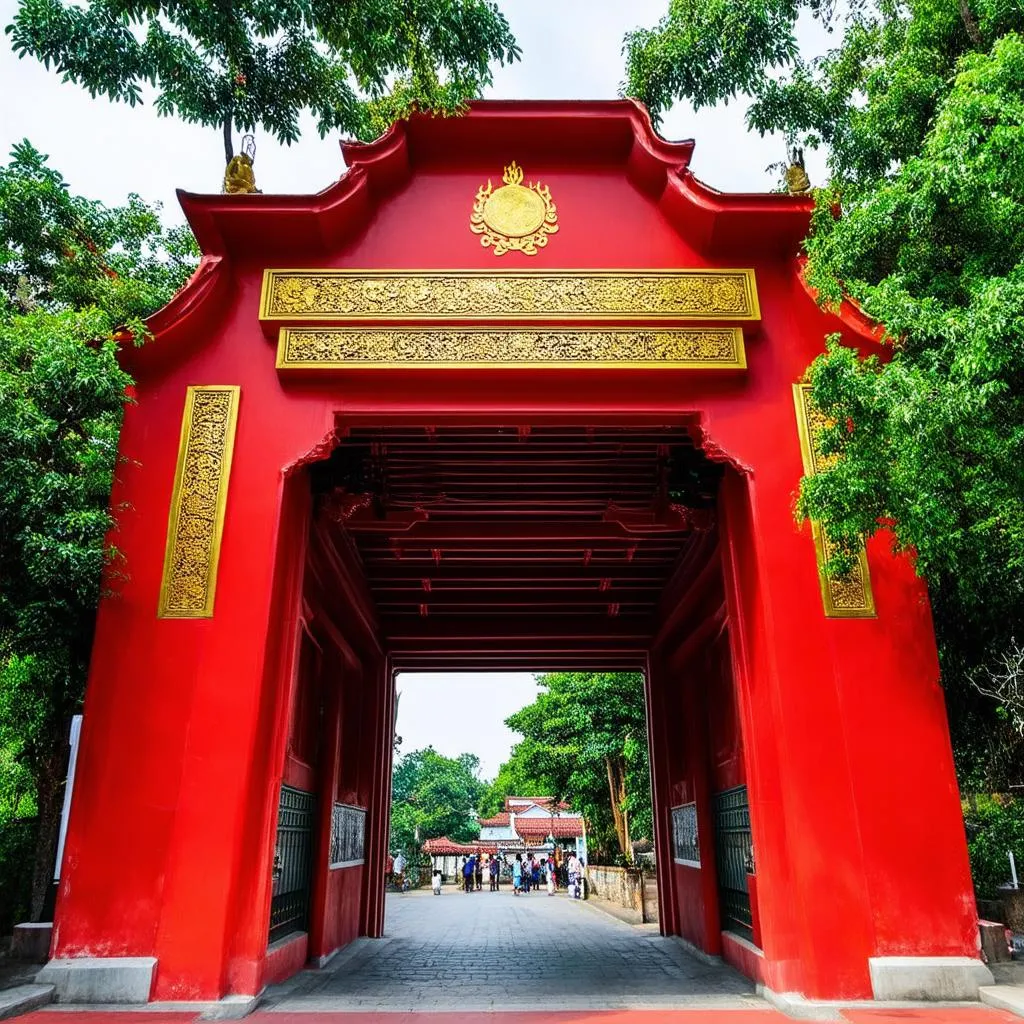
[476,736,550,819]
[389,747,483,858]
[963,795,1024,899]
[495,673,652,862]
[625,1,1024,785]
[0,141,198,915]
[8,0,521,161]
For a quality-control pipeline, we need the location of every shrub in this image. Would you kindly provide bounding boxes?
[963,796,1024,900]
[0,818,36,935]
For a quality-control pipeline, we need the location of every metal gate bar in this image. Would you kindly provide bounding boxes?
[269,785,315,943]
[713,784,754,942]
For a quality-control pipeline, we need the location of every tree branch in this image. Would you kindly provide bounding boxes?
[959,0,983,46]
[222,116,234,164]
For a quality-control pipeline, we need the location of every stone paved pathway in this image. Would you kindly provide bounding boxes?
[260,889,762,1013]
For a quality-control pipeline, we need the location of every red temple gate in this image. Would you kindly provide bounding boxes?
[41,101,989,1008]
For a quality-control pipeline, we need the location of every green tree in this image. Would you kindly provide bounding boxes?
[963,795,1024,899]
[8,0,520,165]
[476,736,549,819]
[625,1,1024,785]
[389,747,483,859]
[503,673,652,861]
[0,141,198,917]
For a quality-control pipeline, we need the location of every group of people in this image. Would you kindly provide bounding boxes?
[442,852,504,893]
[428,849,586,899]
[511,853,556,895]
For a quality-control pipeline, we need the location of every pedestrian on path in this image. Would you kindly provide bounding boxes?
[512,853,522,895]
[545,858,555,895]
[489,855,499,891]
[475,851,483,891]
[567,851,579,899]
[394,851,407,892]
[432,868,442,895]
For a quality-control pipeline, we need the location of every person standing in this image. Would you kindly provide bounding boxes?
[567,851,580,899]
[489,855,499,891]
[393,851,407,892]
[531,856,540,892]
[475,851,483,891]
[463,855,475,893]
[512,854,522,895]
[545,858,555,895]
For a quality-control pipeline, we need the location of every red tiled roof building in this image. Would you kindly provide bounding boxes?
[424,797,586,880]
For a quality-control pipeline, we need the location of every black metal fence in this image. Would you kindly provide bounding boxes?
[269,786,314,943]
[713,785,754,942]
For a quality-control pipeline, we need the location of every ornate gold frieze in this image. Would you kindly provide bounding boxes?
[259,269,760,322]
[470,160,558,256]
[276,326,745,369]
[792,383,875,618]
[158,386,240,618]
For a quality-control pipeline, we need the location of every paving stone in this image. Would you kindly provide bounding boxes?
[260,889,763,1012]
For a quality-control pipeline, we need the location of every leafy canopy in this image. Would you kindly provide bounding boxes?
[497,673,652,861]
[8,0,521,159]
[0,141,197,912]
[389,747,483,857]
[625,1,1024,776]
[1,139,197,323]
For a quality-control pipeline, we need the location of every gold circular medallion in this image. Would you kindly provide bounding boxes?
[481,184,547,238]
[470,161,558,256]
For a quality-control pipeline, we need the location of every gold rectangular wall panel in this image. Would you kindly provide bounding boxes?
[158,386,240,618]
[792,383,876,618]
[276,326,746,369]
[260,269,760,322]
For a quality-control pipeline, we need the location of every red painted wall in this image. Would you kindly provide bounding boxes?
[51,102,979,1003]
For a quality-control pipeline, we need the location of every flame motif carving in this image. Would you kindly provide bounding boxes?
[470,161,558,256]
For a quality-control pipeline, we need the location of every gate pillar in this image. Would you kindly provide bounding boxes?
[716,460,989,1001]
[46,390,315,1003]
[361,661,397,937]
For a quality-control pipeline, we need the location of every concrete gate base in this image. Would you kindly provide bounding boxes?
[868,957,996,1001]
[35,956,260,1019]
[37,956,156,1003]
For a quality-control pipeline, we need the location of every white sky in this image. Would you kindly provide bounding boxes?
[0,0,833,219]
[0,1,831,779]
[395,673,538,781]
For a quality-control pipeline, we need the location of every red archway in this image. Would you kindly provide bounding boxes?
[42,101,987,1008]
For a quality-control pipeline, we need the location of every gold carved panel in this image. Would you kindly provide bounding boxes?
[792,383,876,618]
[276,326,745,369]
[158,386,240,618]
[259,269,760,322]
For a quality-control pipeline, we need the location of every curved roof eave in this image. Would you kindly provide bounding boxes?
[133,99,880,364]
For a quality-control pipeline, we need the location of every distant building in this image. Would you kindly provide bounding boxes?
[423,796,586,879]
